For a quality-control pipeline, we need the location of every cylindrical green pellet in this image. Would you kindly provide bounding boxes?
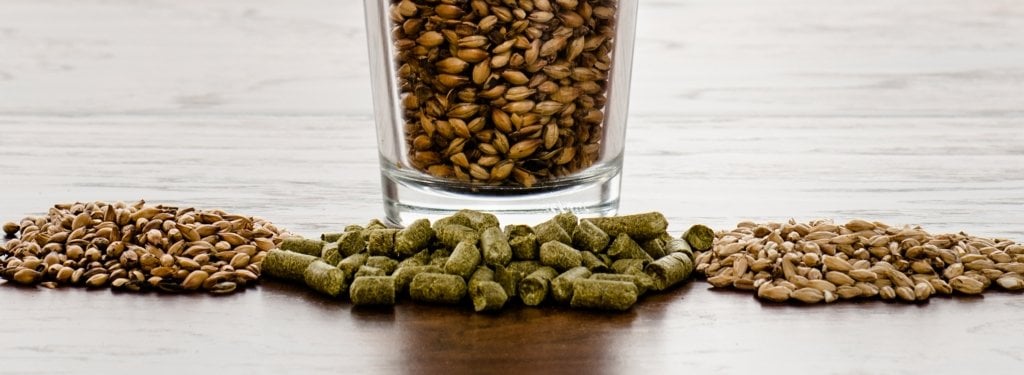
[303,259,347,297]
[584,212,669,241]
[534,220,571,246]
[591,273,649,295]
[321,232,345,243]
[355,265,386,278]
[435,224,480,249]
[550,266,592,304]
[337,231,365,257]
[509,233,539,260]
[641,238,668,259]
[504,224,534,237]
[539,241,583,271]
[666,238,694,260]
[468,266,496,291]
[572,219,610,253]
[518,266,558,306]
[454,209,500,231]
[444,241,481,279]
[366,256,399,275]
[397,250,429,268]
[611,258,645,275]
[433,215,475,231]
[471,281,508,312]
[393,265,443,294]
[395,219,434,257]
[570,279,639,311]
[410,272,467,304]
[644,252,694,291]
[468,267,507,311]
[280,237,327,257]
[682,224,715,251]
[321,242,342,266]
[337,253,369,278]
[481,227,512,267]
[263,249,318,283]
[494,261,542,299]
[581,251,610,273]
[349,276,396,306]
[553,212,578,236]
[344,224,365,233]
[607,234,653,263]
[366,228,399,257]
[360,219,388,242]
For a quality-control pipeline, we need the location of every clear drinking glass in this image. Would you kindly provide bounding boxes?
[363,0,638,225]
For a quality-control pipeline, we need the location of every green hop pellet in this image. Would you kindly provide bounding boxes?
[433,215,474,231]
[393,265,443,294]
[570,279,639,311]
[366,256,399,275]
[553,211,579,235]
[303,259,347,297]
[468,266,497,291]
[365,218,388,231]
[410,273,467,304]
[493,261,542,299]
[321,232,345,243]
[534,220,571,246]
[444,241,481,279]
[666,238,694,260]
[280,237,327,257]
[641,237,668,259]
[360,219,388,242]
[471,281,508,312]
[453,209,500,231]
[394,219,434,257]
[349,276,396,306]
[480,227,512,267]
[468,267,507,312]
[550,266,592,304]
[682,224,715,251]
[518,266,558,306]
[367,228,399,257]
[572,219,610,253]
[607,234,654,263]
[509,233,539,260]
[435,224,479,249]
[584,212,669,241]
[430,255,449,267]
[580,251,610,273]
[504,224,534,237]
[507,260,543,274]
[355,265,386,278]
[591,273,649,295]
[337,230,365,257]
[321,242,342,266]
[397,250,430,268]
[539,241,583,271]
[337,253,369,278]
[611,258,645,275]
[645,252,694,291]
[344,224,365,233]
[263,249,318,283]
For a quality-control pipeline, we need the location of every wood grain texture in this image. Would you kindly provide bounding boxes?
[1,0,1023,374]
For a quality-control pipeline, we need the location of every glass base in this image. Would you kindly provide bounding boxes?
[380,162,622,227]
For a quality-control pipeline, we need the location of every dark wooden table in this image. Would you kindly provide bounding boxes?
[2,0,1023,374]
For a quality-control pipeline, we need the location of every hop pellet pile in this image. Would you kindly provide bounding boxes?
[262,210,701,311]
[695,219,1024,303]
[0,201,284,294]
